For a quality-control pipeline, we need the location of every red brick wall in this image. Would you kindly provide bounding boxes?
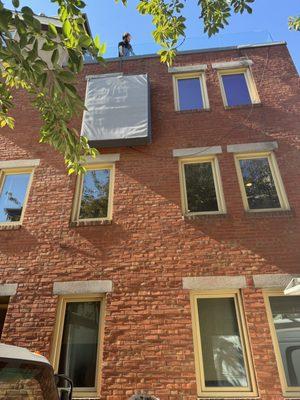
[0,43,300,399]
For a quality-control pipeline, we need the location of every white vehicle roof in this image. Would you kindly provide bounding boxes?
[0,344,51,365]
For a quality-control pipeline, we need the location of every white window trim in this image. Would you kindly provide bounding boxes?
[217,67,260,108]
[72,163,115,223]
[0,167,35,226]
[234,151,290,212]
[190,290,258,397]
[173,72,210,111]
[179,155,226,216]
[263,290,300,397]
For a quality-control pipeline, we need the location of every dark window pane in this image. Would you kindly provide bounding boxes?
[222,74,251,106]
[239,158,281,210]
[197,298,248,388]
[184,162,218,213]
[269,296,300,387]
[0,173,30,223]
[79,169,110,220]
[178,78,203,110]
[58,301,101,388]
[0,299,8,338]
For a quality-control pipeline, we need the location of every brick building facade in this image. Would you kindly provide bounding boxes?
[0,41,300,399]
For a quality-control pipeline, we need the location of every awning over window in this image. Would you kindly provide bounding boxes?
[81,73,151,147]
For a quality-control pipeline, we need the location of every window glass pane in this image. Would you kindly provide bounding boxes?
[0,302,8,338]
[197,297,248,388]
[58,301,101,388]
[184,162,218,213]
[0,173,30,223]
[269,296,300,387]
[239,157,281,210]
[222,73,251,106]
[178,78,203,110]
[79,169,110,220]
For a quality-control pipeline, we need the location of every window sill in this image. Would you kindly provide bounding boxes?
[184,212,228,220]
[0,223,22,231]
[224,103,262,110]
[244,209,294,218]
[175,108,211,114]
[70,219,112,227]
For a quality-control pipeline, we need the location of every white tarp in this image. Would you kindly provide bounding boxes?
[82,73,150,145]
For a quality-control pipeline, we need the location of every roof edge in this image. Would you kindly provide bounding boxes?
[84,41,286,65]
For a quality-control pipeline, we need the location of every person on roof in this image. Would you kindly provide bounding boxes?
[118,32,135,57]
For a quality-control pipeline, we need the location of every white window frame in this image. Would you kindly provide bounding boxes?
[234,151,290,212]
[190,290,258,397]
[218,68,260,108]
[72,163,115,222]
[173,72,210,111]
[179,156,226,216]
[0,167,34,226]
[50,295,105,398]
[264,290,300,397]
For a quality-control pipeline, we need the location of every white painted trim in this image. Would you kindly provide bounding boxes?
[173,146,222,158]
[183,276,247,290]
[0,283,18,296]
[168,64,208,73]
[84,154,120,164]
[253,274,300,289]
[53,280,113,295]
[86,73,123,80]
[0,159,40,169]
[227,141,278,153]
[212,59,253,70]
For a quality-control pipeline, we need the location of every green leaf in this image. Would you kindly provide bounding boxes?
[63,19,72,38]
[21,6,34,15]
[12,0,19,8]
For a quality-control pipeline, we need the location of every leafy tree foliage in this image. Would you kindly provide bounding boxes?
[0,0,298,173]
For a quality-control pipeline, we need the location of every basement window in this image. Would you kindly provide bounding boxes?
[72,165,114,222]
[234,152,289,212]
[191,291,257,397]
[51,296,103,397]
[179,156,226,215]
[218,68,260,107]
[173,73,209,111]
[265,292,300,396]
[0,169,33,225]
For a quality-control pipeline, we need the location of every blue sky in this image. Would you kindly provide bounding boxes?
[9,1,300,72]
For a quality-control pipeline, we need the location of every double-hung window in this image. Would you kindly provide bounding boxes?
[51,296,104,397]
[173,73,209,111]
[218,68,260,107]
[72,164,114,222]
[179,156,226,215]
[191,291,257,397]
[0,168,33,225]
[234,152,289,212]
[265,292,300,396]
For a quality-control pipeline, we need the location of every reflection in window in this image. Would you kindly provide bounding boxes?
[184,162,219,213]
[0,173,31,223]
[221,73,251,107]
[177,78,204,111]
[79,169,111,220]
[269,296,300,387]
[239,157,281,210]
[197,297,248,388]
[58,301,101,388]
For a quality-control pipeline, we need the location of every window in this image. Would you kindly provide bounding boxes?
[173,73,209,111]
[0,297,9,338]
[234,152,289,212]
[191,291,257,397]
[72,165,114,222]
[218,68,260,107]
[0,169,33,224]
[179,156,226,215]
[265,292,300,396]
[51,296,104,397]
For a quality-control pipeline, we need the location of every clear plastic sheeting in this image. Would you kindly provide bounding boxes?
[82,73,151,147]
